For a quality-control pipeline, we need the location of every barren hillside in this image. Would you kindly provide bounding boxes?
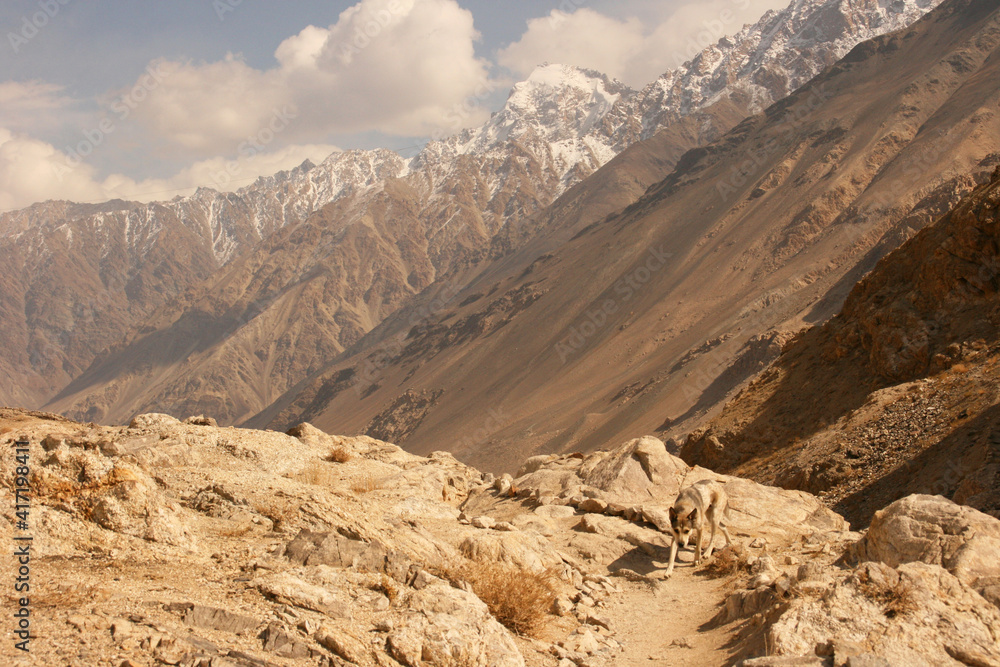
[260,0,1000,474]
[682,164,1000,526]
[28,0,944,433]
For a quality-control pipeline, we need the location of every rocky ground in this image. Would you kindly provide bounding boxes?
[1,408,999,666]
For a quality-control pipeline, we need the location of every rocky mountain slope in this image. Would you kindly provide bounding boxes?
[0,151,403,410]
[257,0,1000,474]
[9,0,942,429]
[2,409,998,666]
[681,164,1000,527]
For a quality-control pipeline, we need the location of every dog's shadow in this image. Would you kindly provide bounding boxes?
[607,545,664,575]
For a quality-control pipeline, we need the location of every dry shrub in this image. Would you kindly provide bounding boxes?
[217,522,254,538]
[326,447,352,463]
[856,571,918,619]
[350,473,381,494]
[33,464,140,503]
[252,499,299,530]
[7,583,109,610]
[437,560,557,637]
[291,462,337,487]
[373,573,399,604]
[702,543,752,578]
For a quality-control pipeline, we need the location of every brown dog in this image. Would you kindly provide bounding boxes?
[665,479,733,575]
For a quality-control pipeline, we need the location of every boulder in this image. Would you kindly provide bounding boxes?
[459,531,560,573]
[388,582,524,666]
[256,572,351,619]
[766,561,1000,665]
[282,530,412,582]
[517,454,558,477]
[86,462,195,548]
[851,495,1000,590]
[581,436,688,503]
[128,413,182,430]
[721,477,850,537]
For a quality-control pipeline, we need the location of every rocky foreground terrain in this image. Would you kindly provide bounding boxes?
[2,408,998,666]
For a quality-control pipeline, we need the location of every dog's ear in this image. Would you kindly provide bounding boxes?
[689,507,698,521]
[669,507,677,520]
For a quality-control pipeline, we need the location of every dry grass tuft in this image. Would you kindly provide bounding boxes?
[702,543,753,578]
[326,447,352,463]
[350,473,381,494]
[291,462,337,487]
[373,573,399,604]
[7,583,109,610]
[435,560,557,637]
[252,499,299,530]
[217,522,255,538]
[856,570,918,619]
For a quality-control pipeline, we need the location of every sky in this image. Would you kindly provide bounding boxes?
[0,0,787,211]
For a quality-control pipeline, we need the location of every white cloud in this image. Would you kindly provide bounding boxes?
[498,10,645,84]
[0,128,105,210]
[0,0,795,212]
[0,127,337,211]
[500,0,788,87]
[123,0,494,158]
[0,81,83,135]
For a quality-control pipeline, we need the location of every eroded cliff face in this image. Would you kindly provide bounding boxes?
[684,166,1000,525]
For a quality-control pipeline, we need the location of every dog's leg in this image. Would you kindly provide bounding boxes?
[666,536,678,575]
[694,527,704,565]
[718,496,733,549]
[721,522,733,549]
[705,518,718,560]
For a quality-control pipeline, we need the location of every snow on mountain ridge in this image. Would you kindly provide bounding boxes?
[610,0,944,149]
[2,0,947,270]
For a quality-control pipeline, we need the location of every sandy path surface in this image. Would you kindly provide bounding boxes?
[604,565,741,666]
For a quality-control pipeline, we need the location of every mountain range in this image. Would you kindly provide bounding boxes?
[4,0,984,474]
[255,0,1000,474]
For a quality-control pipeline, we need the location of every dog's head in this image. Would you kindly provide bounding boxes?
[669,506,697,547]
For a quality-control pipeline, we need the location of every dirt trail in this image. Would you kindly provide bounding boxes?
[605,569,739,666]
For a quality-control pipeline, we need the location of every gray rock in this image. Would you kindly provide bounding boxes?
[173,604,258,635]
[261,622,313,658]
[282,530,411,582]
